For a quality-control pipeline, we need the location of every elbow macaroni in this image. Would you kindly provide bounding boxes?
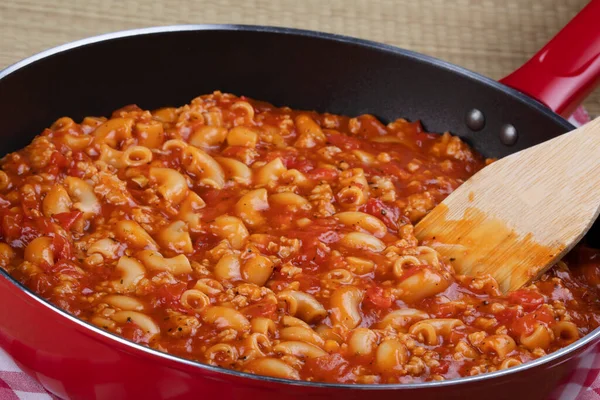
[4,92,599,384]
[149,167,188,205]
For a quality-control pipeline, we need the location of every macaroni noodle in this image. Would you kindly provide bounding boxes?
[1,92,599,384]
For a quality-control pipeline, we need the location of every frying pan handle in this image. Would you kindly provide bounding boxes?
[499,0,600,117]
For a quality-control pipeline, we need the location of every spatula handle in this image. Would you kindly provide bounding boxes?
[500,0,600,117]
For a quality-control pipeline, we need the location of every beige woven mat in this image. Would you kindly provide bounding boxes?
[1,0,598,116]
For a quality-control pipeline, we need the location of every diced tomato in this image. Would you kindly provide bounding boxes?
[511,316,536,337]
[430,360,450,375]
[197,188,238,221]
[506,290,545,312]
[120,322,150,344]
[365,286,392,309]
[1,213,22,241]
[286,226,338,269]
[49,151,69,168]
[303,353,354,383]
[52,234,73,260]
[377,161,407,178]
[50,260,82,278]
[511,307,553,336]
[14,223,40,249]
[325,133,362,150]
[36,217,55,235]
[155,282,187,310]
[265,150,294,166]
[414,130,438,142]
[193,233,221,253]
[288,158,313,173]
[30,274,54,297]
[44,165,59,176]
[72,151,88,162]
[362,198,400,230]
[52,211,82,230]
[307,168,339,181]
[268,150,314,172]
[66,166,85,178]
[294,237,328,266]
[45,150,77,177]
[495,306,521,327]
[66,153,86,177]
[242,302,277,319]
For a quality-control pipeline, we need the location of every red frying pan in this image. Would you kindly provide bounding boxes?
[0,1,598,399]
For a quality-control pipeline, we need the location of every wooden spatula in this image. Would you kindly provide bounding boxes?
[414,117,600,293]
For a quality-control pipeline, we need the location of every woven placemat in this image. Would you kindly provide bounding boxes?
[1,0,597,116]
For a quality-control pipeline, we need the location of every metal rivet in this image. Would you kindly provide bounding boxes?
[500,124,518,146]
[465,109,485,131]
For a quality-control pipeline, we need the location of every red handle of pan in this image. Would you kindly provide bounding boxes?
[500,0,600,117]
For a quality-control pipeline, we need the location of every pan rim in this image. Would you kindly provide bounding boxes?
[0,24,592,391]
[0,24,575,132]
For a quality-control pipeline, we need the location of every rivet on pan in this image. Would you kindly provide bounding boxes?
[500,124,518,146]
[465,109,485,131]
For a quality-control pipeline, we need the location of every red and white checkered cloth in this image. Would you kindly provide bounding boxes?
[0,108,598,400]
[549,346,600,400]
[547,107,600,399]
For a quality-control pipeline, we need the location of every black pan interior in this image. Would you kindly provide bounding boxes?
[0,26,573,156]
